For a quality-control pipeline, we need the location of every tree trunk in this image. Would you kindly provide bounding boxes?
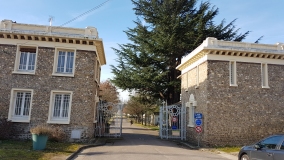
[167,66,180,105]
[145,113,147,126]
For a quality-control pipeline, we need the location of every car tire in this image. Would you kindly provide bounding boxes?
[241,154,249,160]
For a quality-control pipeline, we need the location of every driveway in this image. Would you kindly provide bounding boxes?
[74,119,236,160]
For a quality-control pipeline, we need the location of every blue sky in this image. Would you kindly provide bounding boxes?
[1,0,283,99]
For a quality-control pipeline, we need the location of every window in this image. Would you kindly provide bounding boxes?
[229,61,238,86]
[196,65,199,88]
[261,63,269,88]
[186,102,195,127]
[258,135,283,149]
[13,46,38,74]
[187,72,189,89]
[8,89,33,122]
[280,141,284,150]
[48,90,73,124]
[95,60,100,82]
[53,48,76,77]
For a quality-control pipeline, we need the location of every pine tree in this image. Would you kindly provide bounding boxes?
[111,0,251,104]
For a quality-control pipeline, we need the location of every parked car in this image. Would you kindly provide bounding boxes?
[238,134,284,160]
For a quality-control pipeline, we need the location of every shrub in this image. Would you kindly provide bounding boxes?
[30,125,53,136]
[48,126,66,142]
[30,125,66,141]
[0,118,13,140]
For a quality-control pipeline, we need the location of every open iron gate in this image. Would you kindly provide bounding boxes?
[95,101,123,137]
[159,102,186,140]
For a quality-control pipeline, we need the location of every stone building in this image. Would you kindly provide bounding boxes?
[0,19,105,141]
[176,37,284,146]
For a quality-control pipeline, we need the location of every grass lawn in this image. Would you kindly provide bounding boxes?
[0,140,83,160]
[217,146,241,153]
[134,123,159,131]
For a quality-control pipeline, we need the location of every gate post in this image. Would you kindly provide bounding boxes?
[119,103,124,137]
[159,105,162,138]
[165,101,169,139]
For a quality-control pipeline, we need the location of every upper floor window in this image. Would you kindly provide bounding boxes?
[229,61,238,86]
[53,48,76,77]
[261,63,269,88]
[196,65,199,88]
[47,90,73,124]
[95,59,100,82]
[13,46,38,75]
[8,88,33,122]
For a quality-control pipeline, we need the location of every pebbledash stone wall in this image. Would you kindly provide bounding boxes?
[183,60,284,147]
[0,44,99,142]
[182,61,209,146]
[206,60,284,146]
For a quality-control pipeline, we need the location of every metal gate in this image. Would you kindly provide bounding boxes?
[95,101,123,137]
[159,102,186,140]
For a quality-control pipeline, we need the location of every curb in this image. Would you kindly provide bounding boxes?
[178,141,199,149]
[66,139,107,160]
[178,141,238,160]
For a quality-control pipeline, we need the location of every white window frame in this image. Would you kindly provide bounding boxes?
[52,48,76,77]
[186,72,189,89]
[196,65,199,88]
[95,59,100,83]
[229,61,238,86]
[94,102,99,123]
[13,45,38,75]
[261,63,269,88]
[8,88,33,123]
[47,90,73,124]
[186,102,195,127]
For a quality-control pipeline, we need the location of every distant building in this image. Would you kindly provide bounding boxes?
[0,19,106,141]
[176,37,284,146]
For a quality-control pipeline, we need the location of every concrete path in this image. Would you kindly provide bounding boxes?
[74,119,237,160]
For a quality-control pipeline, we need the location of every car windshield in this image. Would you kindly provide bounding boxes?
[256,135,283,149]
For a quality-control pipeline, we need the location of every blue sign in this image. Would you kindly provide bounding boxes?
[195,119,202,126]
[194,113,203,119]
[172,125,177,130]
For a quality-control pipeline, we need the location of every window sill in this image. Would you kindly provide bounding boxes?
[262,86,270,89]
[52,73,74,77]
[187,124,195,128]
[9,118,30,123]
[12,71,35,75]
[95,96,100,102]
[47,120,70,124]
[230,84,238,87]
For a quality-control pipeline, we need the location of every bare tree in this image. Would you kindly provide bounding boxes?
[99,80,119,103]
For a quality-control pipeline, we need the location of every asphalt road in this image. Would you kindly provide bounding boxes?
[74,119,235,160]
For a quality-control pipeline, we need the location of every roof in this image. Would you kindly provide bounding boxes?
[176,37,284,71]
[0,19,106,65]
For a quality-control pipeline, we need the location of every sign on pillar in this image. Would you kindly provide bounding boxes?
[195,126,202,133]
[194,112,203,147]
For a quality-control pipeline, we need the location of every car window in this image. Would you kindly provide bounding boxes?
[259,136,283,149]
[280,141,284,150]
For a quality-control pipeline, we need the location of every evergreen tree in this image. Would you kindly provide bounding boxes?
[111,0,251,104]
